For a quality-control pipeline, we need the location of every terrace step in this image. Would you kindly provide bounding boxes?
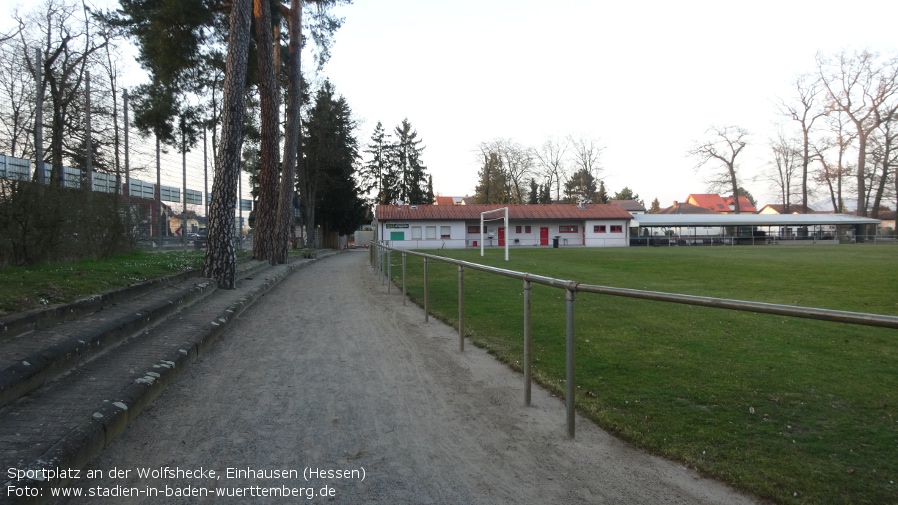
[0,253,337,504]
[0,259,271,409]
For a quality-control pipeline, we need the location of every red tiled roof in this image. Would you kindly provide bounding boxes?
[723,196,757,213]
[433,196,454,205]
[656,202,716,214]
[686,194,728,212]
[376,204,632,221]
[608,199,646,212]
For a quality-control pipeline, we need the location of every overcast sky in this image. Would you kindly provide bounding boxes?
[3,0,896,209]
[322,0,898,208]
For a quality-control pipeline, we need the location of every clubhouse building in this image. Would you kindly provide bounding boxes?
[375,203,633,249]
[373,203,885,249]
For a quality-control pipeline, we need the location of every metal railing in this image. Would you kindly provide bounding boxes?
[369,242,898,439]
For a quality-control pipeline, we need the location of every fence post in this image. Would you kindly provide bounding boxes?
[402,252,407,305]
[523,278,532,407]
[458,265,465,352]
[386,250,392,293]
[423,257,429,323]
[565,283,577,439]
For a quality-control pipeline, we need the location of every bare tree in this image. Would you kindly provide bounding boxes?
[867,103,898,217]
[478,139,532,203]
[817,49,898,216]
[532,136,567,202]
[0,34,35,158]
[766,131,802,213]
[813,111,856,212]
[17,0,109,187]
[567,134,603,191]
[688,126,750,213]
[776,73,827,212]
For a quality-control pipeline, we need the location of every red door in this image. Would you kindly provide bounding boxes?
[498,227,505,246]
[540,227,549,246]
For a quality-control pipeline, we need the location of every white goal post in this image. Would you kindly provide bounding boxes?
[480,207,509,261]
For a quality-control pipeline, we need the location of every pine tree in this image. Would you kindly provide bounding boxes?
[361,121,395,204]
[528,178,539,204]
[303,82,365,246]
[563,169,598,203]
[473,151,508,204]
[392,118,428,204]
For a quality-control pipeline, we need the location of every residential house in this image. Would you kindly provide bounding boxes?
[685,194,756,214]
[608,199,646,216]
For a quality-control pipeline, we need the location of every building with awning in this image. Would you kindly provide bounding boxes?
[630,213,883,245]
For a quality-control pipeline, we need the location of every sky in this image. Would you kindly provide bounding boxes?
[321,0,898,209]
[2,0,896,210]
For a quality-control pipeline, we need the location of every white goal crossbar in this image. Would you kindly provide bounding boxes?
[480,207,509,261]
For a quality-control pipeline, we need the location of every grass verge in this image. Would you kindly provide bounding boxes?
[388,246,897,505]
[0,250,207,315]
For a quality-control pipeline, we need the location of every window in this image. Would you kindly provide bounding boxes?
[440,226,451,239]
[515,225,522,233]
[467,225,487,234]
[610,225,623,233]
[559,225,578,233]
[593,225,606,233]
[411,226,422,240]
[525,226,532,233]
[426,226,437,239]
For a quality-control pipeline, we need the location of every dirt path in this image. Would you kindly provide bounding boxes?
[60,250,760,504]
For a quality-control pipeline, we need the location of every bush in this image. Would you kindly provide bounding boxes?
[0,180,138,266]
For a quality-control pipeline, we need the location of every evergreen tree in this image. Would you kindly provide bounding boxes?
[612,186,641,202]
[528,178,539,204]
[540,181,552,204]
[392,118,428,204]
[563,168,598,203]
[597,180,608,203]
[360,121,395,204]
[303,82,365,246]
[649,197,661,213]
[473,151,508,204]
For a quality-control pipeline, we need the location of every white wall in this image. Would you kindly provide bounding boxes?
[584,219,629,247]
[378,219,631,248]
[379,220,467,249]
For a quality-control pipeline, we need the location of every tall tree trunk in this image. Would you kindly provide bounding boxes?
[251,0,280,264]
[275,0,302,263]
[204,0,252,288]
[801,128,809,213]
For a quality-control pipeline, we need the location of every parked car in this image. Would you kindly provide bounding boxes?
[194,228,208,249]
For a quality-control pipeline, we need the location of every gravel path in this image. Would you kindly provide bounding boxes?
[60,250,760,504]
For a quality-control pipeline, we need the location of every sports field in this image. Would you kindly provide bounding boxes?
[387,246,898,505]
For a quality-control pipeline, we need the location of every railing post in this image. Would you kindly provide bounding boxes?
[387,250,392,294]
[523,279,532,407]
[402,252,407,305]
[423,257,429,322]
[565,284,577,439]
[458,265,465,352]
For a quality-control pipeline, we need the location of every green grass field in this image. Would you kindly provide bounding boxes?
[386,246,898,505]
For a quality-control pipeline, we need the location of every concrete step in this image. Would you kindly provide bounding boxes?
[0,253,337,505]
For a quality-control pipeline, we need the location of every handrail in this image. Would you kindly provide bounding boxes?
[370,242,898,439]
